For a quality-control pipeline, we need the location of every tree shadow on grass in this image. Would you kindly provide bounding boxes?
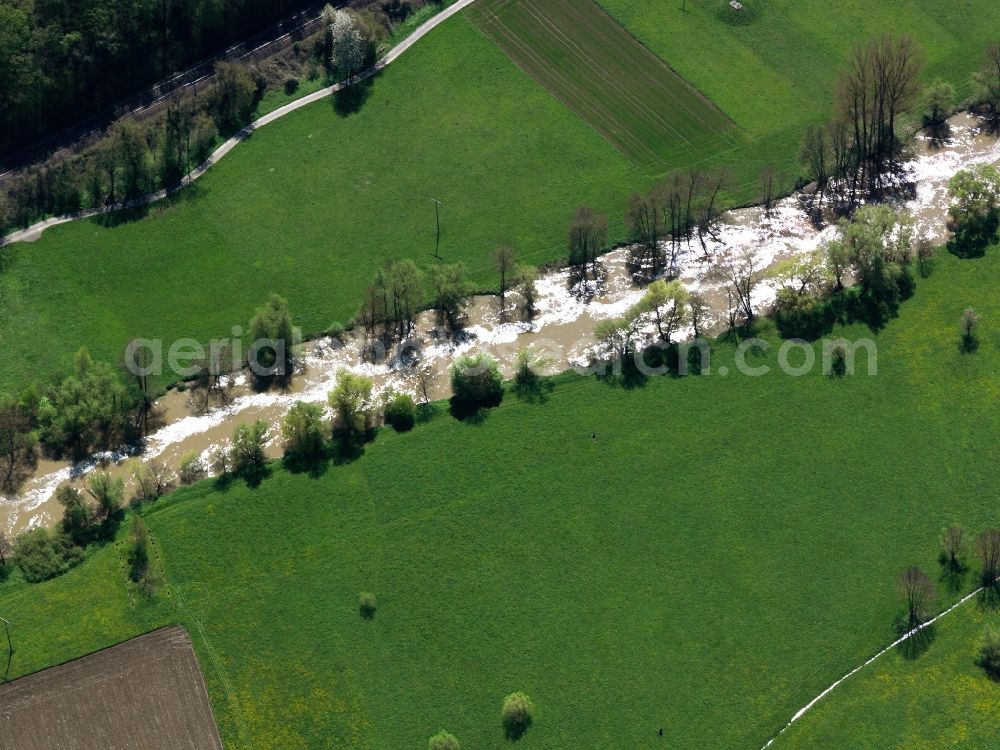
[333,75,376,117]
[960,335,980,354]
[282,451,329,479]
[938,556,968,595]
[449,396,498,424]
[897,622,936,661]
[978,584,1000,611]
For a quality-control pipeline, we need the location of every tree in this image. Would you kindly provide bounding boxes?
[213,61,257,134]
[517,265,539,319]
[922,79,955,126]
[501,692,534,740]
[962,307,980,352]
[688,292,709,339]
[897,566,934,630]
[248,294,296,385]
[108,120,150,200]
[714,246,763,326]
[57,485,93,543]
[178,451,207,485]
[384,391,416,432]
[428,730,460,750]
[86,471,124,519]
[568,205,608,275]
[760,164,779,216]
[382,259,424,340]
[638,279,689,343]
[426,262,473,330]
[450,353,503,410]
[132,460,175,501]
[329,371,376,444]
[976,529,1000,587]
[941,525,966,570]
[837,36,924,197]
[595,313,642,362]
[281,401,327,465]
[328,8,366,80]
[162,99,194,183]
[947,164,1000,256]
[800,124,829,203]
[626,192,662,274]
[0,531,11,568]
[128,513,153,591]
[494,245,517,315]
[229,419,269,483]
[513,346,552,401]
[824,240,851,291]
[978,628,1000,679]
[973,43,1000,116]
[0,394,35,493]
[193,342,235,412]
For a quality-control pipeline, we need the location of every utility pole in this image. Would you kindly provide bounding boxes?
[431,198,443,261]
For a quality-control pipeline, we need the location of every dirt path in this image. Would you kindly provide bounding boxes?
[1,0,479,246]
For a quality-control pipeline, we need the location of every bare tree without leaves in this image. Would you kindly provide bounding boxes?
[977,529,1000,587]
[568,205,608,278]
[898,566,935,630]
[837,35,924,198]
[193,342,235,413]
[941,525,966,570]
[760,164,779,217]
[715,246,763,325]
[494,245,517,316]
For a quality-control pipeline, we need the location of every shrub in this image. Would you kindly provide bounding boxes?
[829,345,847,378]
[384,392,416,432]
[284,77,300,95]
[12,528,84,583]
[359,591,377,619]
[978,628,1000,680]
[178,451,208,485]
[428,730,460,750]
[450,353,503,410]
[501,692,534,740]
[281,401,327,466]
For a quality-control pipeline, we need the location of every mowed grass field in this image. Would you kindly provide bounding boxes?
[0,13,643,394]
[468,0,741,172]
[2,244,999,748]
[596,0,1000,192]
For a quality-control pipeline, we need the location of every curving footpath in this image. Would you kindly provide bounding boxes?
[1,0,478,246]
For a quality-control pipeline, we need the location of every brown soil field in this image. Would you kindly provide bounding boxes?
[0,625,223,750]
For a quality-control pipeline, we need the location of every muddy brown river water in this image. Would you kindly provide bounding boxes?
[3,113,998,535]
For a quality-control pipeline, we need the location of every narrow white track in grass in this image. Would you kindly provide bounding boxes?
[1,0,479,245]
[759,584,988,749]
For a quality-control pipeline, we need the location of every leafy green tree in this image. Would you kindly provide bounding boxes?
[230,419,270,483]
[450,353,502,410]
[922,79,955,126]
[947,164,1000,256]
[383,391,416,432]
[248,294,296,385]
[637,279,689,343]
[12,528,83,583]
[87,471,124,519]
[501,692,534,740]
[57,485,94,543]
[518,265,539,318]
[213,61,257,134]
[382,259,424,340]
[426,262,474,330]
[282,401,327,466]
[329,371,376,448]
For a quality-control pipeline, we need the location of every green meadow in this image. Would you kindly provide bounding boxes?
[2,242,998,748]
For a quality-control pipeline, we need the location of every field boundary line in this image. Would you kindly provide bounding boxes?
[759,583,989,749]
[1,0,478,247]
